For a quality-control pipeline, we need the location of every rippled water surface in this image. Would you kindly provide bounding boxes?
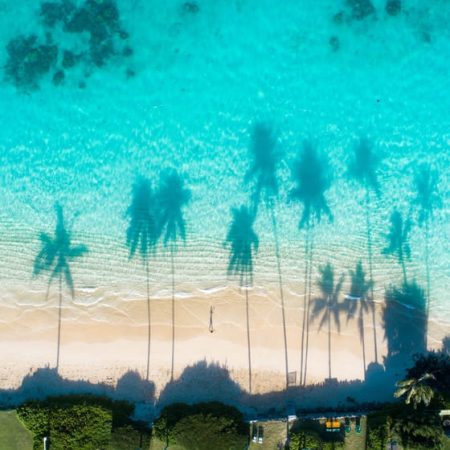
[0,0,448,336]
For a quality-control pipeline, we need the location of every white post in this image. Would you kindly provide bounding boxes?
[43,436,48,450]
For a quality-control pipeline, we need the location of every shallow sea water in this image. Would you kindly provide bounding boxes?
[0,1,448,359]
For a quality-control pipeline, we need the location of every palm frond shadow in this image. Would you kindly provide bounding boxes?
[382,209,411,284]
[383,281,427,373]
[347,137,381,196]
[245,123,279,213]
[126,177,158,261]
[225,206,259,287]
[125,177,159,381]
[413,164,442,226]
[343,261,372,377]
[157,169,191,249]
[225,205,259,393]
[290,140,333,229]
[157,169,191,382]
[310,263,344,380]
[33,203,88,369]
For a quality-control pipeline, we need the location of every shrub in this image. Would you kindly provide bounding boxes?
[17,395,137,450]
[47,404,111,450]
[366,411,389,450]
[110,425,151,450]
[154,401,247,450]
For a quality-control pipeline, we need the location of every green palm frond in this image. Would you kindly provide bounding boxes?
[395,373,436,409]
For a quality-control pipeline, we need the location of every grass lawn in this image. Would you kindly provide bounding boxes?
[0,410,33,450]
[343,416,367,450]
[248,420,289,449]
[149,436,184,450]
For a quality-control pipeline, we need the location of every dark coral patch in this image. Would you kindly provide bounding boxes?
[123,46,133,57]
[346,0,375,20]
[385,0,401,16]
[52,69,65,85]
[40,0,75,28]
[62,50,80,69]
[329,36,340,52]
[6,0,133,90]
[90,37,115,67]
[182,2,200,14]
[5,35,58,89]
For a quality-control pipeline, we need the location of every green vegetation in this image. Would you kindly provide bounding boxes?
[248,420,288,449]
[16,395,150,450]
[0,410,33,449]
[154,402,248,450]
[366,403,446,450]
[289,419,345,450]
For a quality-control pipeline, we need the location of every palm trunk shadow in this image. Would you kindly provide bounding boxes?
[425,220,431,346]
[327,306,331,379]
[56,273,62,370]
[303,228,314,386]
[170,249,175,383]
[299,225,309,386]
[270,210,289,391]
[145,260,151,381]
[245,273,252,394]
[365,189,378,364]
[359,315,366,378]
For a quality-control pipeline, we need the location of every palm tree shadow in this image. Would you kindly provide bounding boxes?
[413,165,441,226]
[310,263,344,381]
[225,205,259,393]
[33,203,88,370]
[382,209,411,285]
[126,177,158,381]
[290,141,332,386]
[347,137,381,196]
[343,261,372,378]
[290,141,332,228]
[245,123,290,390]
[412,165,442,335]
[157,169,191,382]
[347,137,381,364]
[245,123,279,213]
[157,169,191,248]
[382,280,427,374]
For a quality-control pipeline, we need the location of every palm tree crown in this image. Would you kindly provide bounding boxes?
[413,165,441,226]
[312,263,344,334]
[311,263,344,379]
[245,123,279,209]
[383,209,411,281]
[347,137,380,194]
[34,204,88,297]
[290,141,332,228]
[225,206,259,286]
[126,177,158,261]
[395,373,436,409]
[345,261,372,329]
[158,170,191,247]
[345,261,373,375]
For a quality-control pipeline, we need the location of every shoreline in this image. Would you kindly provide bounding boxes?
[0,284,446,398]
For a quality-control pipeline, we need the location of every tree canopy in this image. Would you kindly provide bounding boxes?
[154,402,248,450]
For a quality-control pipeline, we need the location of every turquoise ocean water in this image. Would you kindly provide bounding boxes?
[0,0,448,363]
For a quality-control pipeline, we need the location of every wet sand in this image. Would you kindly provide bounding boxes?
[1,281,445,398]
